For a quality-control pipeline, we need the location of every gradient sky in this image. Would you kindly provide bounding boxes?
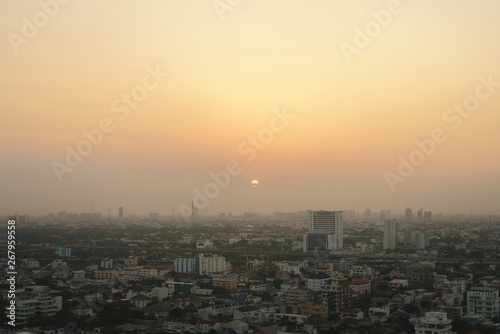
[1,0,500,217]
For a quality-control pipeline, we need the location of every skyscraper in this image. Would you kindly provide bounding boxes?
[191,200,198,218]
[405,208,414,222]
[308,211,343,249]
[424,211,432,222]
[383,220,398,250]
[119,206,123,220]
[411,231,429,249]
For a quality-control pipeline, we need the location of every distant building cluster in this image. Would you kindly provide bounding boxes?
[3,209,500,333]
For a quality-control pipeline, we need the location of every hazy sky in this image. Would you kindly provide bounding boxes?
[1,0,500,217]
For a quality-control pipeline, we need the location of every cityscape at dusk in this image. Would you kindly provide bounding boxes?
[1,0,500,333]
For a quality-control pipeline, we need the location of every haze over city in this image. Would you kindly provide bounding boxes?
[1,0,500,216]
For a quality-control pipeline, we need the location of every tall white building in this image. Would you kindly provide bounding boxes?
[415,312,452,334]
[383,220,397,250]
[174,257,197,273]
[308,211,343,249]
[198,254,226,275]
[467,287,500,319]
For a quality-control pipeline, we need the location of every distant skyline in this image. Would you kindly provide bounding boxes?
[1,1,500,217]
[4,205,496,219]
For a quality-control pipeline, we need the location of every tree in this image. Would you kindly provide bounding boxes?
[213,286,226,295]
[452,320,470,334]
[261,291,273,301]
[169,307,184,317]
[404,304,419,315]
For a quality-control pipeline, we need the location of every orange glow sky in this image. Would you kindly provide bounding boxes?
[1,0,500,216]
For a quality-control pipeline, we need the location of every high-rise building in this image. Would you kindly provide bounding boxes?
[467,287,500,319]
[415,312,452,334]
[67,213,78,222]
[119,206,123,219]
[308,211,343,249]
[192,200,198,218]
[322,278,352,313]
[380,210,392,217]
[424,211,432,222]
[198,254,226,275]
[343,210,356,220]
[57,211,66,221]
[379,210,392,223]
[175,257,197,273]
[383,220,398,250]
[412,231,429,249]
[405,208,414,222]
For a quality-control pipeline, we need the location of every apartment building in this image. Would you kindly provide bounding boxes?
[415,312,452,334]
[467,287,500,319]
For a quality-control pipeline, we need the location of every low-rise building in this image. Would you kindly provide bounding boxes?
[350,279,371,295]
[286,288,312,304]
[69,304,93,317]
[302,302,327,318]
[342,309,364,320]
[94,270,119,280]
[415,312,452,334]
[212,276,237,291]
[389,279,409,289]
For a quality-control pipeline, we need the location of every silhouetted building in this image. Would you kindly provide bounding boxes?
[412,231,429,249]
[424,211,432,222]
[383,220,398,250]
[405,208,414,222]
